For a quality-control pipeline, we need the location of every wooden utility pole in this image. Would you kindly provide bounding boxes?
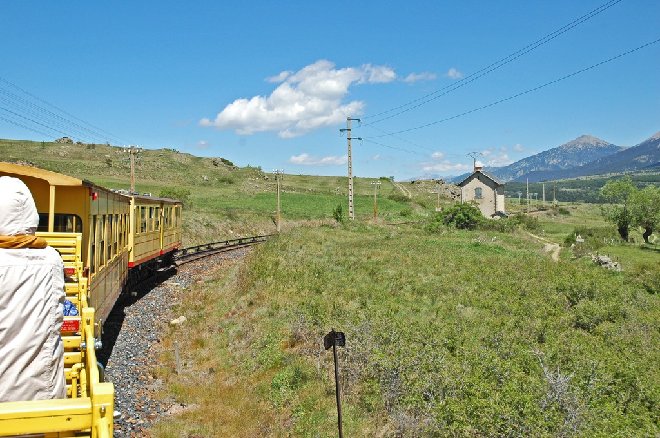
[125,145,142,193]
[340,118,361,220]
[371,180,381,220]
[274,169,283,232]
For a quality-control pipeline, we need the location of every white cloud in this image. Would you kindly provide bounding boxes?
[513,143,525,152]
[422,162,471,172]
[266,70,292,83]
[480,146,514,167]
[422,152,470,172]
[403,72,437,83]
[195,140,210,149]
[289,153,348,166]
[201,60,396,138]
[372,154,381,161]
[446,68,464,80]
[486,154,512,167]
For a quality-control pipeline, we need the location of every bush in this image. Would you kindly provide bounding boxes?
[438,202,483,230]
[333,204,344,223]
[563,226,618,251]
[388,193,410,203]
[509,213,541,231]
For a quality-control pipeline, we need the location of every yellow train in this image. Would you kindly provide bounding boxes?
[0,162,182,437]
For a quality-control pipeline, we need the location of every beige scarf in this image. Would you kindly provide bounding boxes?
[0,235,48,249]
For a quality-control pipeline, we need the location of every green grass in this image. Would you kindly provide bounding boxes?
[155,223,659,437]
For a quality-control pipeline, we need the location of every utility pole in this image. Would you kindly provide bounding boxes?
[517,191,522,205]
[124,145,142,193]
[526,178,530,212]
[273,169,283,232]
[371,180,381,220]
[542,183,546,206]
[553,182,557,206]
[436,180,442,211]
[340,118,361,220]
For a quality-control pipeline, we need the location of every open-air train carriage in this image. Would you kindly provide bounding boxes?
[0,162,182,437]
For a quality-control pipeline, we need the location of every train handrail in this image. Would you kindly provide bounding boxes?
[0,231,114,437]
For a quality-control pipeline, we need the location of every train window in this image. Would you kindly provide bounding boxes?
[140,207,147,233]
[37,213,83,233]
[107,215,113,260]
[100,215,106,268]
[154,207,161,231]
[90,215,96,274]
[113,215,118,256]
[148,207,154,232]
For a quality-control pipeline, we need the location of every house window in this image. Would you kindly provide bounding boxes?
[474,187,483,199]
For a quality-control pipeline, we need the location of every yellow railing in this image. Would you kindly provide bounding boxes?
[0,232,113,437]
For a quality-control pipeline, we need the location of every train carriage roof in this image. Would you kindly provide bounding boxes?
[1,162,182,204]
[0,161,90,187]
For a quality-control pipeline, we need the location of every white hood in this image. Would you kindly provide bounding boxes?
[0,176,40,235]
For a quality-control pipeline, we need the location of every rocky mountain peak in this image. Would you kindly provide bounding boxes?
[560,135,611,150]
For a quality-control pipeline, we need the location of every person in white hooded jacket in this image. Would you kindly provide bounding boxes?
[0,176,66,402]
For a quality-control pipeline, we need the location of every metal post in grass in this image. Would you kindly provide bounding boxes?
[324,328,346,438]
[273,169,283,232]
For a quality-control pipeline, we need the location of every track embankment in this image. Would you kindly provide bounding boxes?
[101,247,252,437]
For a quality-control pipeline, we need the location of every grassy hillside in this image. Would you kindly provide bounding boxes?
[4,138,657,435]
[154,224,659,437]
[1,139,453,244]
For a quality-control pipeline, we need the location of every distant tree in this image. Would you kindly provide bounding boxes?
[630,185,660,243]
[600,177,636,241]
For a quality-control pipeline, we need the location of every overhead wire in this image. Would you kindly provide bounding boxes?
[367,37,660,139]
[362,0,624,126]
[0,76,128,145]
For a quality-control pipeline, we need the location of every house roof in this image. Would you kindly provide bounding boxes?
[457,170,503,187]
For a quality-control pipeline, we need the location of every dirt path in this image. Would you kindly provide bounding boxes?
[527,232,561,262]
[394,182,411,198]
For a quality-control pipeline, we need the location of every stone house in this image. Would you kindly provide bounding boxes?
[457,163,506,218]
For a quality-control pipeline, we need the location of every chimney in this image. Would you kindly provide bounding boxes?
[474,160,484,172]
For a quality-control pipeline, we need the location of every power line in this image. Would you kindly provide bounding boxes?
[0,76,128,145]
[0,114,54,138]
[368,37,660,138]
[0,86,111,144]
[0,106,74,139]
[362,0,623,125]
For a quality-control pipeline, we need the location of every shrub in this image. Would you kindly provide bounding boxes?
[438,202,483,230]
[388,193,409,203]
[509,212,541,231]
[564,226,617,251]
[333,204,344,223]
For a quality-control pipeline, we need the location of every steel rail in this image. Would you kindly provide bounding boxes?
[174,234,272,265]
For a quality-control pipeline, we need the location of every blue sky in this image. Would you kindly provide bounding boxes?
[1,1,658,180]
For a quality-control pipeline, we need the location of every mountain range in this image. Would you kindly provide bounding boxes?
[449,132,660,183]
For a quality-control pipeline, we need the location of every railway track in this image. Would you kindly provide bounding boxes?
[174,234,272,265]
